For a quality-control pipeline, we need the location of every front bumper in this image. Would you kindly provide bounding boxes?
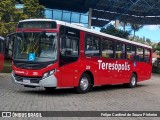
[11,72,57,87]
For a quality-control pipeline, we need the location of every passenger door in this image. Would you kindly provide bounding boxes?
[59,26,80,87]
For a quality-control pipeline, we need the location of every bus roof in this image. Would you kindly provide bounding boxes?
[19,19,152,49]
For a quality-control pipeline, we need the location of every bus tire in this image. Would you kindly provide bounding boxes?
[44,87,56,91]
[75,73,91,94]
[124,73,137,88]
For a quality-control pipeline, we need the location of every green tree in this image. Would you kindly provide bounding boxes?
[21,0,45,19]
[0,0,45,37]
[0,0,16,22]
[130,24,143,40]
[0,0,24,36]
[146,38,151,45]
[101,24,131,39]
[156,42,160,50]
[152,44,157,52]
[156,42,160,55]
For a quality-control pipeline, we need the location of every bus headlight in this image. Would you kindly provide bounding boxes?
[43,72,49,79]
[49,70,55,75]
[42,69,56,79]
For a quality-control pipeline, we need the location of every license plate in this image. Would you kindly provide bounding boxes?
[23,78,30,83]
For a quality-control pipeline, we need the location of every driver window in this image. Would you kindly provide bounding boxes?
[60,36,79,57]
[60,26,80,66]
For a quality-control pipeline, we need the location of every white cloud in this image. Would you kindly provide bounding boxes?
[145,25,159,31]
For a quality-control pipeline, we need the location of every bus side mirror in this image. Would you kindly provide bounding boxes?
[5,36,10,48]
[5,33,16,48]
[5,33,15,58]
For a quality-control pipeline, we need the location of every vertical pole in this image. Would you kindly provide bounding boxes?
[115,20,119,29]
[79,13,81,23]
[70,11,72,23]
[88,8,92,29]
[61,10,63,21]
[52,9,53,19]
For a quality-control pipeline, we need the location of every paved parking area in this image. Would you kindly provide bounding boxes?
[0,73,160,120]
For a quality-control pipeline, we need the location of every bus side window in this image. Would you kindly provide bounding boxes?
[115,42,126,59]
[60,36,79,56]
[85,34,100,57]
[144,49,151,62]
[102,38,114,58]
[126,45,136,61]
[136,47,144,62]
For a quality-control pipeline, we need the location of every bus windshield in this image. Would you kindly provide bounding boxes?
[13,32,58,62]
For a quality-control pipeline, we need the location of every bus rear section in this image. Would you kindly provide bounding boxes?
[0,36,4,72]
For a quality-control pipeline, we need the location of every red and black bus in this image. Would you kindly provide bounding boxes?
[9,19,152,93]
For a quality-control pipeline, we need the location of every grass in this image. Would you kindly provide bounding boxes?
[1,59,12,73]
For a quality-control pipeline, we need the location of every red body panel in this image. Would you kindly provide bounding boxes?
[0,53,4,71]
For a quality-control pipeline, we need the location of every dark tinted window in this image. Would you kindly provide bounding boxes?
[60,26,80,38]
[60,36,79,57]
[85,34,100,56]
[18,21,57,29]
[126,45,136,60]
[115,42,125,59]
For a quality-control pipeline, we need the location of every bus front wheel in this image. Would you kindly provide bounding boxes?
[75,73,91,94]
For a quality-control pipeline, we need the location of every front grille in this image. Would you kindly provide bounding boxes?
[14,63,43,70]
[13,60,54,70]
[14,74,42,84]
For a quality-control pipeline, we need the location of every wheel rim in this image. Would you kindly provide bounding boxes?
[80,77,89,91]
[131,76,136,86]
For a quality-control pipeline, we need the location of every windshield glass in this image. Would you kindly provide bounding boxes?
[13,32,58,62]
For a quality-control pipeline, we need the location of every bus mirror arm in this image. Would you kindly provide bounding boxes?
[5,36,10,48]
[5,33,15,48]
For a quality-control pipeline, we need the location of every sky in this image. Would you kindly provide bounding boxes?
[93,23,160,43]
[110,21,160,43]
[133,25,160,43]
